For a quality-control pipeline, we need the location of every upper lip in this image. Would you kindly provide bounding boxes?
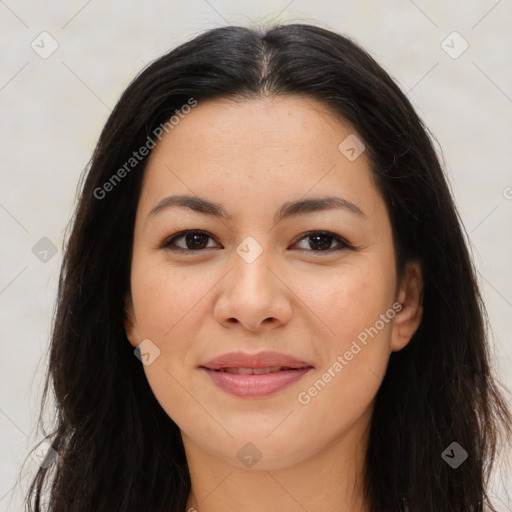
[201,351,314,370]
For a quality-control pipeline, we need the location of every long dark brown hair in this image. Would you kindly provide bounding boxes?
[24,23,511,511]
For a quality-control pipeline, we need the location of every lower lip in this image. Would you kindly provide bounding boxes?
[202,368,312,397]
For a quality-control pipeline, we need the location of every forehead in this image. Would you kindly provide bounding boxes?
[150,95,356,159]
[137,95,385,226]
[144,95,371,179]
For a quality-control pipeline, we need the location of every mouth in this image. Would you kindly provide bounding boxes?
[211,366,309,374]
[200,351,314,397]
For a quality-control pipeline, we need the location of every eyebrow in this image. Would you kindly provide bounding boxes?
[148,194,365,223]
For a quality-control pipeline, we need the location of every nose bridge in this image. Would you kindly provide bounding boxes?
[230,236,276,300]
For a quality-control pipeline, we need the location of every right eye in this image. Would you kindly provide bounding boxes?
[161,230,220,253]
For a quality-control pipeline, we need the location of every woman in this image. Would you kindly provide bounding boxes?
[26,23,511,511]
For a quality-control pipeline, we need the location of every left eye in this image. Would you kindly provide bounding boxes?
[293,231,351,252]
[162,230,351,253]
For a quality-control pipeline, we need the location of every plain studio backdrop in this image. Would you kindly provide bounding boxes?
[0,1,511,510]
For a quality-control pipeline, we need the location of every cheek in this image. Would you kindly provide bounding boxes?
[299,255,397,404]
[130,263,209,426]
[310,257,397,347]
[130,260,215,401]
[131,261,209,340]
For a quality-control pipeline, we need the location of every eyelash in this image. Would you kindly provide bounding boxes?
[161,230,354,254]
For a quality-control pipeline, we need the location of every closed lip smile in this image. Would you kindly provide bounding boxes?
[200,351,314,397]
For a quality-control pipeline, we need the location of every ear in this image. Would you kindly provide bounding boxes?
[391,260,423,352]
[124,294,139,349]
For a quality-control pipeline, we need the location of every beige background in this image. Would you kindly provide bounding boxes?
[1,0,511,510]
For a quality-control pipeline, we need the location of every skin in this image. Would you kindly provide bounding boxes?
[124,95,423,512]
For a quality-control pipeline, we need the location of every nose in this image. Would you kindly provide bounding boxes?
[213,245,293,334]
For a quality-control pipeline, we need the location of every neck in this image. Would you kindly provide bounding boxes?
[183,406,372,512]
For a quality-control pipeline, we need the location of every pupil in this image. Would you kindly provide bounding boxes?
[310,234,332,250]
[186,233,207,249]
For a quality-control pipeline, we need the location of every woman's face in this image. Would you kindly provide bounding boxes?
[125,95,422,471]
